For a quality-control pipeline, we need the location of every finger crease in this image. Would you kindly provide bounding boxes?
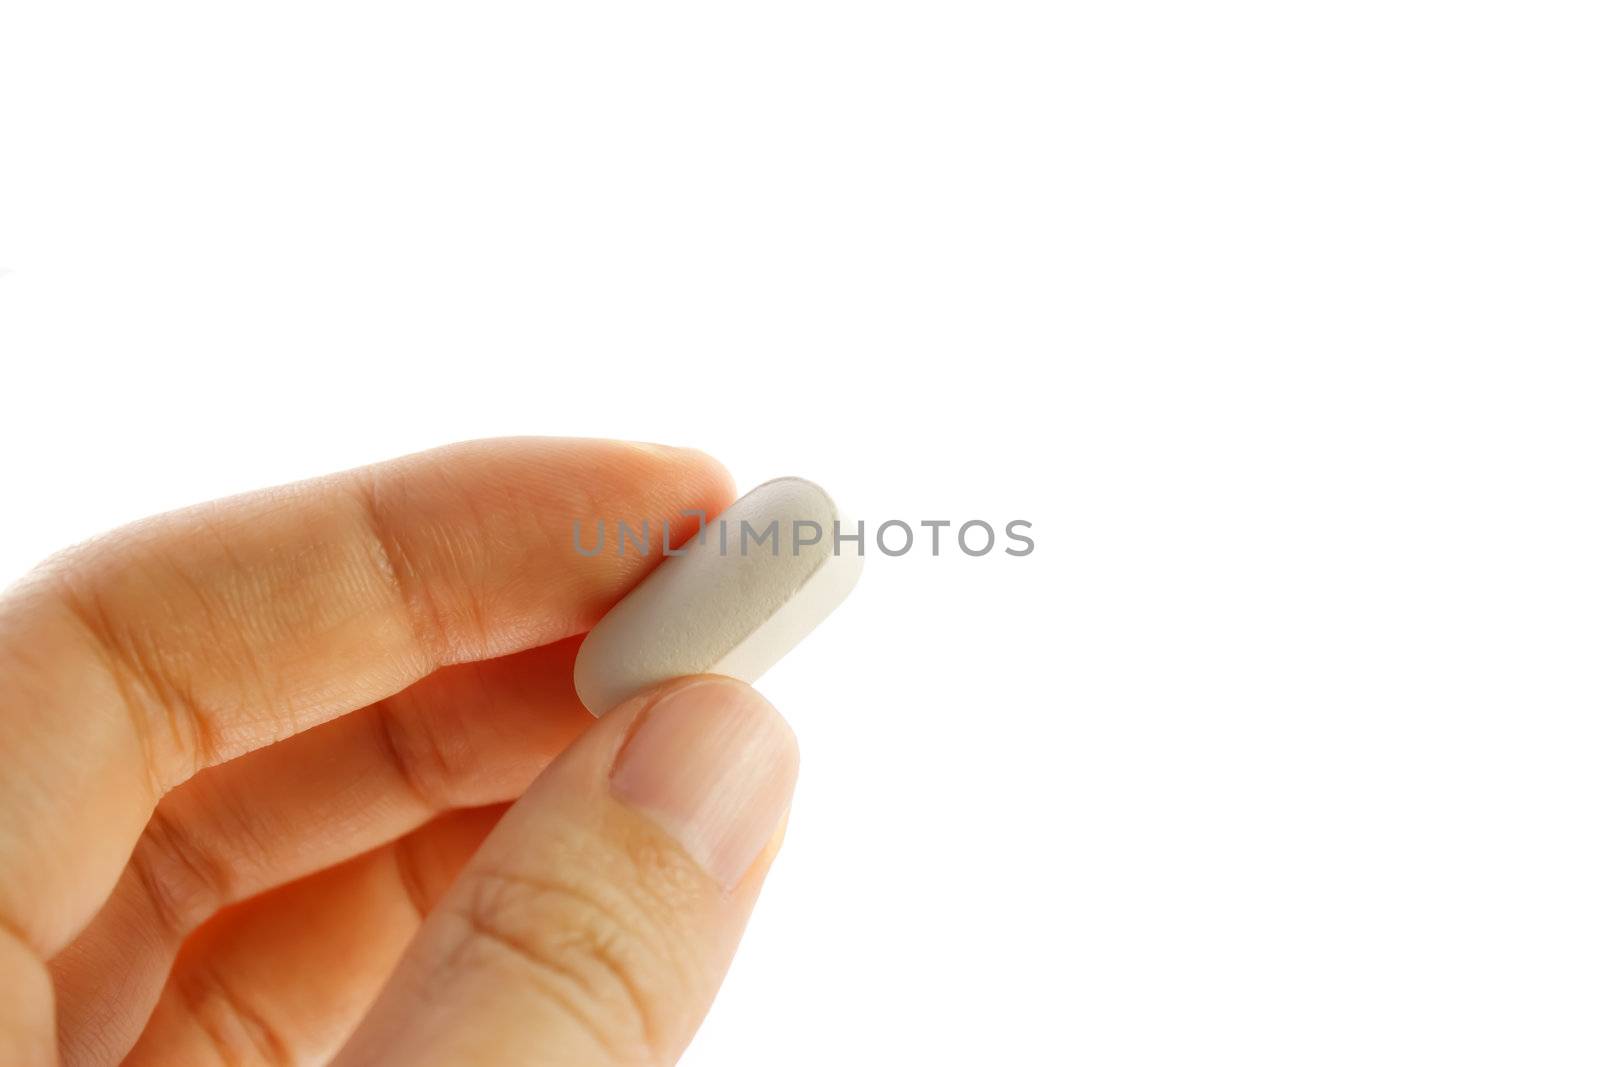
[348,474,450,670]
[131,806,229,939]
[176,959,295,1067]
[457,906,648,1062]
[53,576,215,794]
[458,872,663,1062]
[0,906,46,970]
[370,698,451,814]
[390,832,436,922]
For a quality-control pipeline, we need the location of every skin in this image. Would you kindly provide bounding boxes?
[0,438,793,1066]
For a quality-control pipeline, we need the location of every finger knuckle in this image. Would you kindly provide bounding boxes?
[447,858,693,1066]
[46,548,218,791]
[173,960,295,1067]
[346,474,456,665]
[370,696,461,812]
[129,805,229,939]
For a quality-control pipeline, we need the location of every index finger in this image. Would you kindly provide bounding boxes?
[0,437,733,960]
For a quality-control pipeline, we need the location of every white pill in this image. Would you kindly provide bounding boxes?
[573,477,863,715]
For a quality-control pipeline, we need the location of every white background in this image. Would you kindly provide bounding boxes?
[2,3,1598,1064]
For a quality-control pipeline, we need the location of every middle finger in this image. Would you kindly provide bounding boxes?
[52,635,591,1065]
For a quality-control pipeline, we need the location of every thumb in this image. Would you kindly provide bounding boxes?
[332,676,799,1067]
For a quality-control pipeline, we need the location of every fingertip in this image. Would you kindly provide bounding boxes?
[613,440,737,518]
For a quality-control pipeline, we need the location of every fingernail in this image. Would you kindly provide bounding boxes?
[610,678,799,890]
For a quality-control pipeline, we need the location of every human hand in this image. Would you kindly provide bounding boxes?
[0,439,799,1065]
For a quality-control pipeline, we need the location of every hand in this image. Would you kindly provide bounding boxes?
[0,439,799,1066]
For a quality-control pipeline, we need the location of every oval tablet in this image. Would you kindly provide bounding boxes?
[573,477,863,715]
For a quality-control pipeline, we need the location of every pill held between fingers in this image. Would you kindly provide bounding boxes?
[573,477,863,716]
